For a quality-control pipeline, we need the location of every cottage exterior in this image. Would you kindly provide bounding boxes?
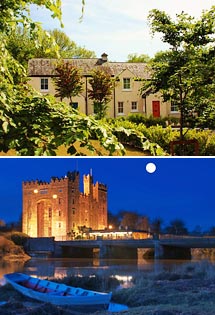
[28,54,179,118]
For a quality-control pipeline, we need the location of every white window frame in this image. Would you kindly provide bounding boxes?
[170,101,179,113]
[117,102,124,115]
[131,101,138,112]
[123,78,131,90]
[40,78,49,91]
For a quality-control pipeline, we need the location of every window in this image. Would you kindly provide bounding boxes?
[72,102,78,109]
[171,102,179,112]
[118,102,124,114]
[40,189,48,195]
[131,101,138,112]
[123,78,131,90]
[40,78,49,91]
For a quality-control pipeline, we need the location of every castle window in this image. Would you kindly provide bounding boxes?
[72,209,75,215]
[123,78,131,90]
[59,222,61,228]
[49,208,52,218]
[72,199,75,204]
[59,198,62,205]
[59,210,61,217]
[40,188,48,194]
[40,78,49,91]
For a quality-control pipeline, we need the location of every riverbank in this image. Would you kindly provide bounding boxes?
[1,260,215,314]
[0,236,30,262]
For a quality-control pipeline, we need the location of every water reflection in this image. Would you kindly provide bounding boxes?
[0,257,195,288]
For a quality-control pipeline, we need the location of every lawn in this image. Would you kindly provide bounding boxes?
[0,141,150,156]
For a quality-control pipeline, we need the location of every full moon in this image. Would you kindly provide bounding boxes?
[146,162,156,173]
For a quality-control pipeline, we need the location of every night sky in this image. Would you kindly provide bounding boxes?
[0,157,214,232]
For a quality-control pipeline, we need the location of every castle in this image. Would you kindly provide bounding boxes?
[22,171,108,240]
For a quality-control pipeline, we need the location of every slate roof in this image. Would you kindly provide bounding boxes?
[28,57,151,79]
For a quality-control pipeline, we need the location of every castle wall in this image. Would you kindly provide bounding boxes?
[22,171,108,239]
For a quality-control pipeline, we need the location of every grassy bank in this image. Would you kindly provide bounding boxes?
[1,260,215,314]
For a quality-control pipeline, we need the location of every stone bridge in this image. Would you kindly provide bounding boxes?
[26,237,215,259]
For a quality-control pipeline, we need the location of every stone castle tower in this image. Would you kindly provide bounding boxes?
[22,171,107,239]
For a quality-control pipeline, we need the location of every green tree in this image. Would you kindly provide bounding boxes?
[53,61,83,106]
[88,68,114,119]
[5,26,59,68]
[0,0,125,156]
[143,7,215,142]
[0,0,165,156]
[49,29,96,58]
[127,53,151,63]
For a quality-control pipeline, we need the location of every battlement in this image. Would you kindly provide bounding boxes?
[23,180,49,187]
[23,171,80,187]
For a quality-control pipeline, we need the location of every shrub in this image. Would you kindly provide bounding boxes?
[5,232,29,247]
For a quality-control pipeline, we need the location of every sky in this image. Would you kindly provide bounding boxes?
[30,0,215,61]
[0,157,215,232]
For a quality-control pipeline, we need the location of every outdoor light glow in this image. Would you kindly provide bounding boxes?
[33,189,38,194]
[146,163,156,174]
[52,194,57,199]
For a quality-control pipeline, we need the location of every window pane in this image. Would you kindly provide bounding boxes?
[118,102,124,113]
[41,78,48,90]
[131,101,137,110]
[123,78,131,89]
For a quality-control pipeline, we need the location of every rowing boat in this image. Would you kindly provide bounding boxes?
[4,273,112,312]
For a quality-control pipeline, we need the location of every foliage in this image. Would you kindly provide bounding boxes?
[143,7,215,141]
[127,113,180,128]
[5,232,29,246]
[5,26,59,68]
[53,61,83,105]
[127,113,167,127]
[127,53,151,63]
[164,219,188,235]
[49,29,96,58]
[0,0,128,156]
[88,68,114,119]
[109,119,167,155]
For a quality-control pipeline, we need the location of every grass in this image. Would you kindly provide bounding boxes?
[0,142,150,156]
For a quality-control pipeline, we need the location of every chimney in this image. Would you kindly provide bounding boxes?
[101,53,108,62]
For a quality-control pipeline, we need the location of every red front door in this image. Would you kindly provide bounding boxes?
[152,101,160,117]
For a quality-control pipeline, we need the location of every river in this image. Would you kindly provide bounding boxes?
[0,256,201,286]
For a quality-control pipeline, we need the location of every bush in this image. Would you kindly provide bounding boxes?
[107,118,215,156]
[5,232,29,246]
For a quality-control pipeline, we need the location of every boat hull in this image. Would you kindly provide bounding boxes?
[4,273,111,312]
